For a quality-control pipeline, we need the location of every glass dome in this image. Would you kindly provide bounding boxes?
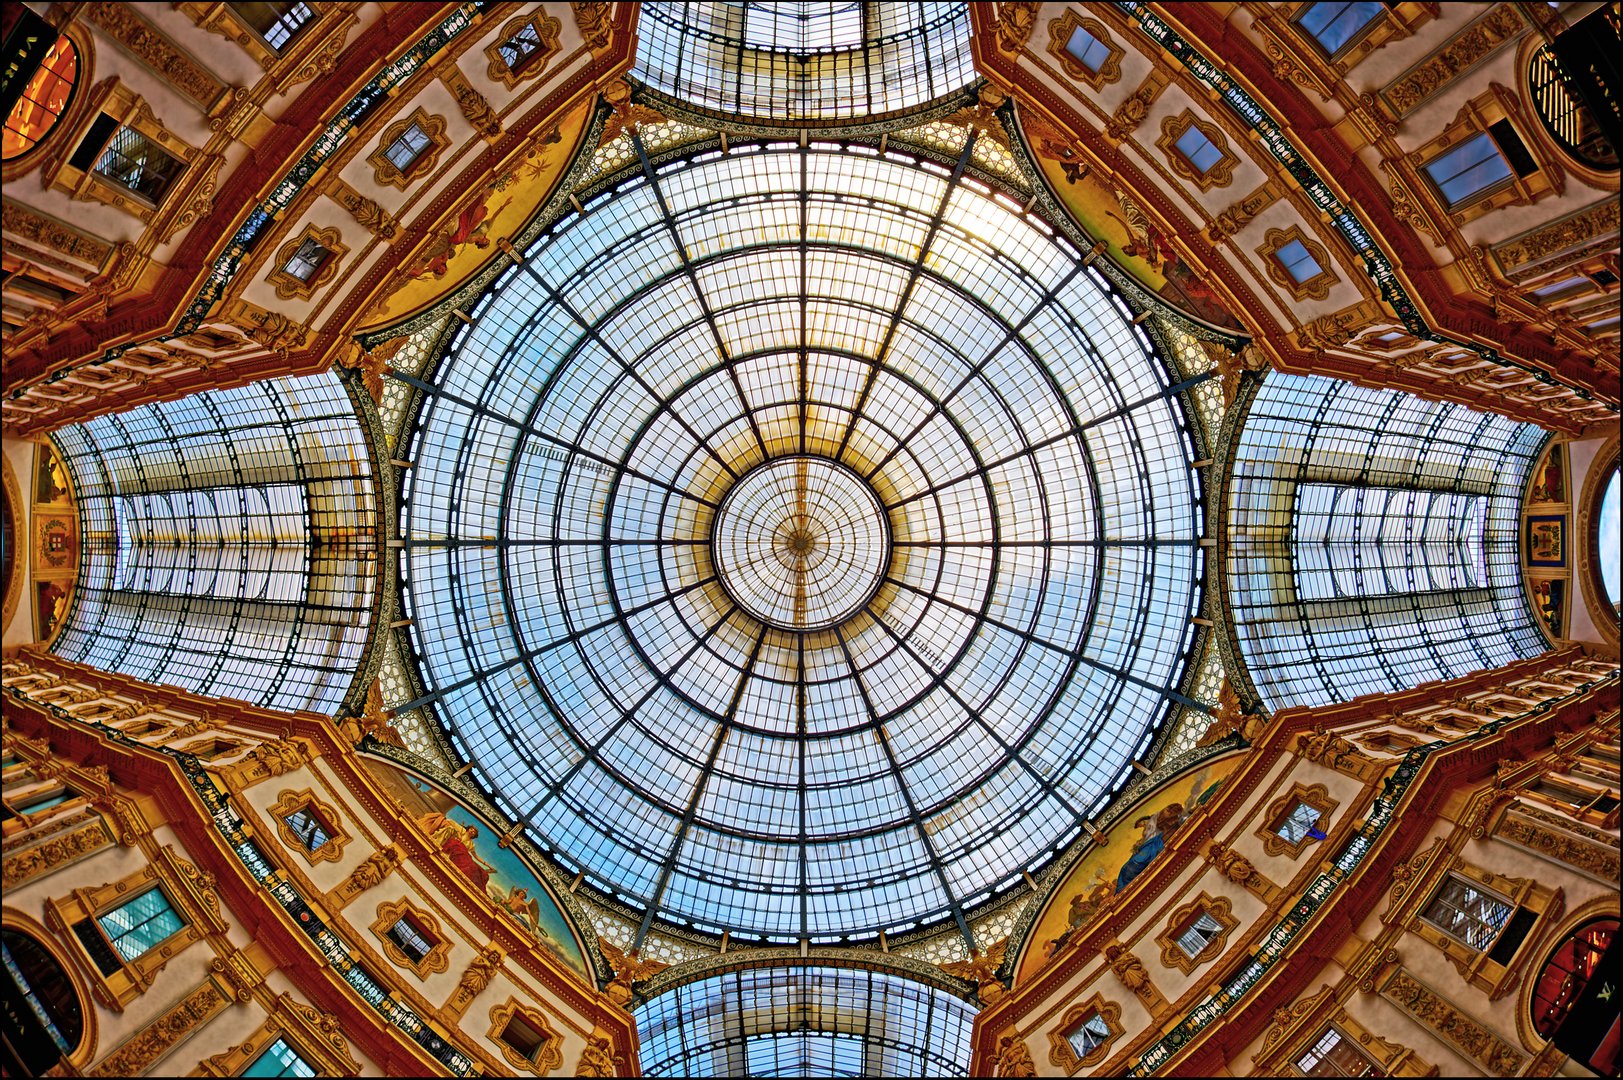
[400,137,1204,942]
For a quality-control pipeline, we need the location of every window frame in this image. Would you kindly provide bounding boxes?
[269,788,350,865]
[1157,111,1240,191]
[484,9,563,90]
[366,107,448,190]
[225,2,317,54]
[487,999,565,1074]
[1257,225,1339,302]
[1408,85,1562,227]
[1405,857,1560,999]
[1046,994,1124,1071]
[370,898,451,980]
[1045,10,1125,89]
[1292,2,1389,61]
[266,224,348,301]
[1292,1022,1379,1076]
[1156,893,1238,974]
[1258,782,1339,859]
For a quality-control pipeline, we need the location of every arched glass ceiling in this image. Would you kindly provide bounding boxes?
[51,371,377,714]
[635,966,976,1077]
[400,138,1204,942]
[1227,372,1546,712]
[632,2,975,124]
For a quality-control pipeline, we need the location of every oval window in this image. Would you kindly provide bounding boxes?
[2,32,78,161]
[1,927,85,1073]
[1529,917,1617,1040]
[1527,45,1618,173]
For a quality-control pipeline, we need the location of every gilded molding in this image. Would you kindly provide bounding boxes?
[1155,893,1238,974]
[80,2,227,111]
[370,897,452,979]
[1045,10,1124,89]
[327,178,401,241]
[87,978,228,1076]
[1495,805,1621,883]
[1157,111,1239,192]
[1,821,113,889]
[1257,226,1338,303]
[1046,993,1123,1071]
[1491,199,1622,274]
[367,107,450,191]
[994,2,1040,54]
[1206,183,1278,244]
[444,944,504,1020]
[571,2,613,52]
[268,787,351,865]
[1380,4,1525,117]
[1257,781,1339,859]
[442,65,501,139]
[484,10,563,90]
[1379,966,1526,1076]
[265,224,348,301]
[576,1028,618,1077]
[0,201,115,268]
[487,999,565,1075]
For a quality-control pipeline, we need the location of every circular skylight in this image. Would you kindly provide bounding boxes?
[401,139,1203,941]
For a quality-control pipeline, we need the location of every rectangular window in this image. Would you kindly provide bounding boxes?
[1294,1026,1376,1076]
[20,789,74,815]
[1273,239,1324,285]
[1422,875,1512,951]
[243,1036,318,1078]
[386,915,434,965]
[95,888,184,964]
[1176,909,1226,958]
[1174,124,1224,174]
[228,2,315,51]
[384,123,432,173]
[499,21,544,70]
[1293,485,1488,601]
[1065,25,1111,73]
[500,1015,549,1062]
[283,805,332,852]
[94,125,185,203]
[1067,1012,1112,1059]
[1275,800,1324,845]
[1423,132,1514,208]
[1295,2,1386,57]
[282,238,331,282]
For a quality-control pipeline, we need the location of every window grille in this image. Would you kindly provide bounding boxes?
[94,126,183,203]
[96,889,184,964]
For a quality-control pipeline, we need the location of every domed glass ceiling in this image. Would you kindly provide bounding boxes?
[401,136,1204,942]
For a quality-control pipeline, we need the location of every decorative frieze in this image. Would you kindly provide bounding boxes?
[1378,966,1526,1076]
[1,820,113,888]
[1,200,114,268]
[1494,804,1620,883]
[1380,5,1525,117]
[1491,199,1621,274]
[88,978,229,1076]
[81,2,228,111]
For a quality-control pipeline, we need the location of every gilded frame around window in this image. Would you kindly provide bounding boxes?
[366,107,449,191]
[1156,111,1239,192]
[1156,892,1238,974]
[266,223,348,301]
[1257,225,1338,302]
[1045,10,1125,89]
[487,999,565,1075]
[269,787,350,865]
[370,897,451,980]
[1047,993,1123,1071]
[483,9,564,90]
[1256,781,1338,859]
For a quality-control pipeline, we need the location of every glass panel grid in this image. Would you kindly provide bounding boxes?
[96,889,183,963]
[94,125,182,202]
[49,372,376,715]
[632,2,976,122]
[1228,374,1543,713]
[403,142,1202,941]
[635,966,975,1078]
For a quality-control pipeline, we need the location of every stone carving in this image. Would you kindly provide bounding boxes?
[1105,85,1157,142]
[1296,310,1365,353]
[33,685,100,706]
[337,679,406,748]
[453,945,504,1009]
[335,341,391,403]
[1103,940,1152,997]
[443,68,501,139]
[82,2,225,109]
[1,201,114,267]
[1296,725,1370,770]
[599,940,667,1006]
[1198,678,1264,745]
[942,938,1010,1005]
[1493,199,1621,273]
[1207,840,1261,889]
[1382,5,1524,115]
[994,3,1040,54]
[576,1030,617,1077]
[246,737,307,777]
[1381,968,1526,1076]
[599,79,666,145]
[1496,811,1619,881]
[88,980,226,1076]
[995,1033,1037,1077]
[344,846,401,894]
[1207,188,1273,243]
[230,306,309,355]
[572,2,612,51]
[335,183,400,239]
[2,823,110,888]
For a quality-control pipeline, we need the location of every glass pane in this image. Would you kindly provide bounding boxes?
[244,1037,318,1078]
[1275,801,1321,844]
[1423,133,1513,207]
[1066,26,1109,73]
[96,890,183,963]
[1297,2,1385,55]
[94,126,183,202]
[1424,876,1512,950]
[1175,125,1222,174]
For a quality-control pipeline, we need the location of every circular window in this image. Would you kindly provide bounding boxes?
[1530,917,1616,1040]
[402,140,1204,941]
[1,927,85,1071]
[1599,466,1620,610]
[1527,45,1618,173]
[1,33,78,161]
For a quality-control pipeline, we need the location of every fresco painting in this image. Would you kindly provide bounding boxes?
[361,757,592,981]
[1016,753,1242,984]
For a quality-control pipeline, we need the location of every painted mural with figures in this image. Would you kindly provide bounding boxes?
[361,757,592,982]
[1015,752,1243,984]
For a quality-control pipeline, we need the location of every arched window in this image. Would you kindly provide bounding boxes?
[1,927,85,1075]
[1,25,77,161]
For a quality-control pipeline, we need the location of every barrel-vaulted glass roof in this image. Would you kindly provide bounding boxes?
[632,2,976,124]
[400,136,1204,942]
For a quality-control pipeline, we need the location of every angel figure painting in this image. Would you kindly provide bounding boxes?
[361,759,592,981]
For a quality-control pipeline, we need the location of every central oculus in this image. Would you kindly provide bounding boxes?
[711,456,890,631]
